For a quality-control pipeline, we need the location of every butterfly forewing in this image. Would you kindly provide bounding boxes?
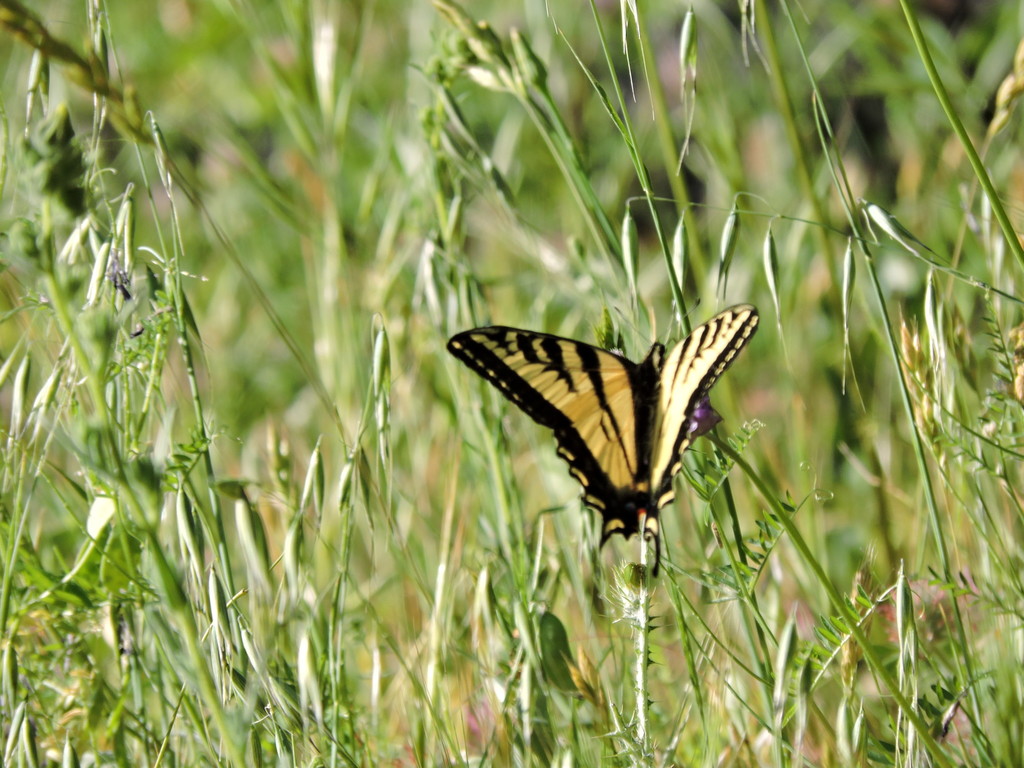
[649,305,759,505]
[447,327,644,503]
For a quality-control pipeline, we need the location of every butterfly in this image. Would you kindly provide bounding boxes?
[447,304,758,573]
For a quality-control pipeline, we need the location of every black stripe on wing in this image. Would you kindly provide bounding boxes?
[652,305,759,504]
[447,326,635,510]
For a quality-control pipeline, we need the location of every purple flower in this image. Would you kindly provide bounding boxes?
[687,396,722,437]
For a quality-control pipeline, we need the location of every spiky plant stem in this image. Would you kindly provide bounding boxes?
[612,544,654,765]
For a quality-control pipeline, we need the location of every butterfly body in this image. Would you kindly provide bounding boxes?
[448,305,759,573]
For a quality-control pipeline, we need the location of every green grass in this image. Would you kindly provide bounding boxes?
[2,0,1023,765]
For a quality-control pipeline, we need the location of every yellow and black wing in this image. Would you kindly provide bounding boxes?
[446,326,653,527]
[649,304,759,511]
[447,305,758,572]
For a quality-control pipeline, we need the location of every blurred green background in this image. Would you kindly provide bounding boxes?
[1,0,1023,764]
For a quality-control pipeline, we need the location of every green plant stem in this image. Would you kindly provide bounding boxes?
[634,4,689,214]
[778,0,980,725]
[897,0,1024,274]
[633,541,652,762]
[633,10,697,321]
[715,471,774,713]
[857,240,978,713]
[583,0,687,325]
[0,0,149,142]
[757,0,838,285]
[711,434,955,768]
